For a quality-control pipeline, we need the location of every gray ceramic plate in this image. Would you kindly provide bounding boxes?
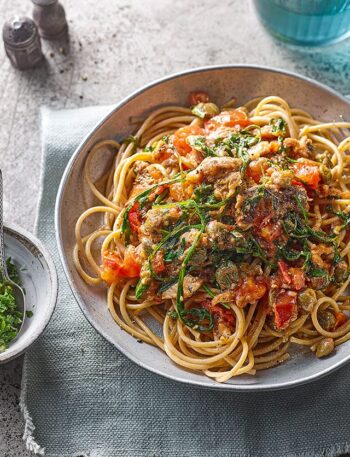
[56,65,350,390]
[0,222,58,363]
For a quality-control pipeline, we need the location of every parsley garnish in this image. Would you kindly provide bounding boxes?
[270,118,287,136]
[282,196,336,244]
[123,135,139,152]
[135,281,149,300]
[174,201,213,332]
[187,136,217,157]
[333,209,350,231]
[223,129,260,175]
[121,175,186,237]
[0,259,23,352]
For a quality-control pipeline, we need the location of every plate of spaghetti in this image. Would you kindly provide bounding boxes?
[56,66,350,390]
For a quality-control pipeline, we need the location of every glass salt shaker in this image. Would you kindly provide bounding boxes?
[2,16,43,70]
[32,0,68,39]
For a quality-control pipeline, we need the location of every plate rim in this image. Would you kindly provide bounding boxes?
[55,64,350,391]
[0,221,58,363]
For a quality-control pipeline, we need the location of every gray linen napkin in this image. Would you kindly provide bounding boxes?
[20,105,350,457]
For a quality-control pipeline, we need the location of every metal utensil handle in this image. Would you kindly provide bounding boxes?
[0,170,9,279]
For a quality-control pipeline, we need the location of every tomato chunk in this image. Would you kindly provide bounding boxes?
[128,202,141,233]
[203,299,235,325]
[289,267,305,291]
[169,181,194,202]
[235,277,267,307]
[205,110,251,131]
[278,260,291,284]
[101,247,141,284]
[152,251,166,275]
[277,260,305,290]
[247,158,269,184]
[260,222,282,244]
[292,159,320,190]
[173,125,204,156]
[335,312,347,329]
[274,290,297,329]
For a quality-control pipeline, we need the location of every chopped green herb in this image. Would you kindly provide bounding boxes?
[187,136,217,157]
[193,183,218,206]
[202,284,215,298]
[123,135,139,152]
[164,238,186,263]
[154,188,169,205]
[135,280,149,300]
[333,209,350,231]
[222,130,260,175]
[121,175,186,236]
[173,201,213,332]
[167,310,178,320]
[242,186,267,214]
[148,221,200,281]
[277,240,311,266]
[282,196,336,244]
[181,307,213,332]
[6,258,20,285]
[270,118,287,136]
[0,260,23,352]
[308,267,330,287]
[143,145,155,153]
[332,244,342,266]
[158,278,178,293]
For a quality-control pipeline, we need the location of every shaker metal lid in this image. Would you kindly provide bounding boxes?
[31,0,57,5]
[2,16,38,46]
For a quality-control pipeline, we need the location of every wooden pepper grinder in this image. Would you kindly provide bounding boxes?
[32,0,68,39]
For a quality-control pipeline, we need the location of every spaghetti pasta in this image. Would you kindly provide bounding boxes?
[74,93,350,383]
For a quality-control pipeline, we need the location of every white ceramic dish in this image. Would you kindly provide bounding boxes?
[0,222,57,363]
[56,65,350,390]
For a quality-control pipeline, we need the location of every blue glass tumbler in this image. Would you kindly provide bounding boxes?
[253,0,350,46]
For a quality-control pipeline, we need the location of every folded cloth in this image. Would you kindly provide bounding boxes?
[21,105,350,457]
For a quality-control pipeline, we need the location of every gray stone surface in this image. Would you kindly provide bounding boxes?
[0,0,350,455]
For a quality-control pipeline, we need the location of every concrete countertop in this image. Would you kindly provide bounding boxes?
[0,0,350,455]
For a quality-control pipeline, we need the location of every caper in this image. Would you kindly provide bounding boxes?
[297,288,317,312]
[204,103,220,116]
[322,154,333,168]
[316,152,332,168]
[315,337,334,358]
[309,275,329,291]
[306,140,314,154]
[320,164,332,184]
[318,310,336,331]
[334,261,349,284]
[192,102,220,119]
[215,261,239,290]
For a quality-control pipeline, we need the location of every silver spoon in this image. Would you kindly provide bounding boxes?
[0,170,26,336]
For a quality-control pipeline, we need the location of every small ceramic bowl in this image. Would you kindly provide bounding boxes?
[0,222,57,363]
